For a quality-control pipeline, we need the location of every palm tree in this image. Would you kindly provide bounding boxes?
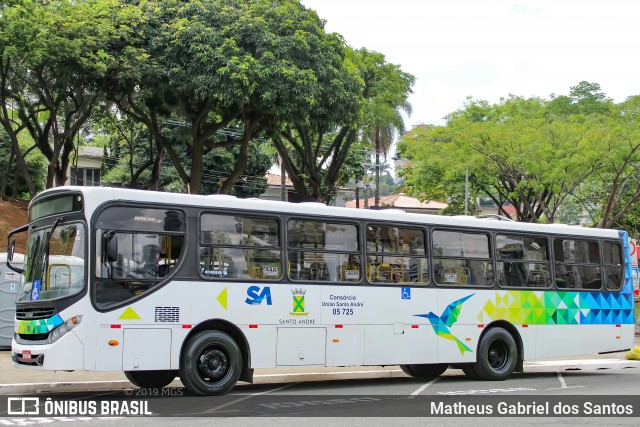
[370,100,412,207]
[350,48,415,208]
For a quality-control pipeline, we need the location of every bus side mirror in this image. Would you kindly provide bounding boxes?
[8,238,16,262]
[7,238,25,273]
[7,225,27,274]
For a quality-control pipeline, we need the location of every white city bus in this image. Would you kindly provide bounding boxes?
[7,187,635,395]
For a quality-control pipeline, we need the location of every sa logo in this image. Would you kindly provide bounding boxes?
[245,286,272,305]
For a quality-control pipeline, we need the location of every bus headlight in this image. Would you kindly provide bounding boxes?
[48,316,82,344]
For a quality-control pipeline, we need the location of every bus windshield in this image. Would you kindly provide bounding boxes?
[17,221,86,302]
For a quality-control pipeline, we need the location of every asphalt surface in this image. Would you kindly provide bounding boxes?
[1,333,639,395]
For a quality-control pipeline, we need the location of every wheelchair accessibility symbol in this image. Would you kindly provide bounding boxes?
[402,287,411,300]
[31,280,41,301]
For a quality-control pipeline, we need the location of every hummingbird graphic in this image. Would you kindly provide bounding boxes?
[415,293,475,354]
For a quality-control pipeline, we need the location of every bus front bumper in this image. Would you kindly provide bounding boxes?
[11,332,84,371]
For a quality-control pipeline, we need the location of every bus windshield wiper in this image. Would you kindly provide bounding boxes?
[38,218,62,280]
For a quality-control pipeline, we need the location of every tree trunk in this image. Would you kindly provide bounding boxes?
[148,140,164,191]
[4,129,36,198]
[0,143,14,199]
[189,139,204,194]
[219,139,249,194]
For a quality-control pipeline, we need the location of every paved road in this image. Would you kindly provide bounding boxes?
[0,366,639,425]
[1,331,638,393]
[0,335,638,424]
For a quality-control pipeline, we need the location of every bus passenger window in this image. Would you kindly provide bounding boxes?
[496,235,550,288]
[432,230,492,286]
[93,206,186,308]
[553,238,600,290]
[365,225,428,285]
[604,241,623,291]
[287,219,359,283]
[200,214,282,281]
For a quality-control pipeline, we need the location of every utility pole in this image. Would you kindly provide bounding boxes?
[374,131,380,209]
[464,168,469,215]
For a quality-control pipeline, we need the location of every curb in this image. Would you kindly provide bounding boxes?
[0,380,135,395]
[524,359,640,372]
[0,369,408,395]
[1,360,639,395]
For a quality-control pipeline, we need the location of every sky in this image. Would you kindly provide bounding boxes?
[302,0,640,128]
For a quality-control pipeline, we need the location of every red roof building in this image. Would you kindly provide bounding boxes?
[345,193,447,215]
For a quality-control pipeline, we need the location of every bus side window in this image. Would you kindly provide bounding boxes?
[287,219,358,283]
[95,230,185,308]
[366,225,427,285]
[553,238,600,290]
[432,230,492,287]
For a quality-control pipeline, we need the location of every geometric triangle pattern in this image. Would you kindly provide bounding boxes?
[479,231,635,325]
[16,314,64,334]
[478,288,634,325]
[118,306,141,320]
[217,287,228,310]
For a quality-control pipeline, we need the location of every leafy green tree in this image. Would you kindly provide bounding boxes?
[547,81,613,116]
[98,114,168,189]
[272,48,413,204]
[200,140,271,197]
[107,0,359,196]
[0,0,136,190]
[0,128,46,199]
[399,85,617,223]
[98,111,272,195]
[588,95,640,228]
[352,48,414,207]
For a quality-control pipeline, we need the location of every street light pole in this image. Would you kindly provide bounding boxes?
[464,168,469,215]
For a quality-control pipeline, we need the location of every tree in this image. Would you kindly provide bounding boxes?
[0,0,135,189]
[272,48,414,204]
[200,140,272,198]
[107,0,360,196]
[399,85,617,223]
[351,48,414,207]
[0,128,46,199]
[588,95,640,228]
[98,113,167,189]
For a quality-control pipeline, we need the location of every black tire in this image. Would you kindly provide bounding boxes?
[179,330,242,395]
[400,363,448,379]
[124,370,176,388]
[471,327,517,381]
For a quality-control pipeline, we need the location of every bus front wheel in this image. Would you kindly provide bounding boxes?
[124,370,176,389]
[400,363,448,379]
[179,330,242,395]
[470,327,517,380]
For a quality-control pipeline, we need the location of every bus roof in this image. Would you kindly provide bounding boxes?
[33,186,621,239]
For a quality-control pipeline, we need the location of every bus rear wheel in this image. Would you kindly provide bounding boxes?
[179,330,242,395]
[470,327,517,381]
[400,363,448,379]
[124,370,177,389]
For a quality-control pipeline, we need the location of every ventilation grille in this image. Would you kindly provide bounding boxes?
[16,307,57,320]
[155,306,180,323]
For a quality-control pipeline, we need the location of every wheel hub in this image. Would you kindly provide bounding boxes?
[198,348,228,381]
[488,341,508,370]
